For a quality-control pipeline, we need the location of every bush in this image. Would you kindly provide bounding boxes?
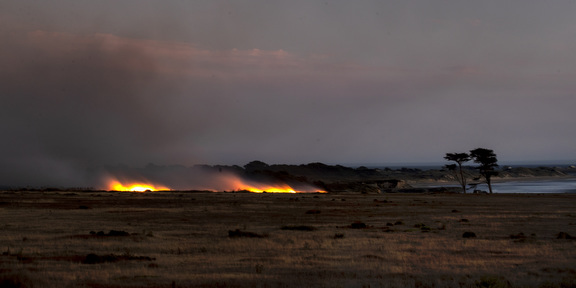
[510,232,526,239]
[280,225,316,231]
[474,275,512,288]
[350,222,367,229]
[305,209,321,214]
[108,230,130,236]
[89,230,131,237]
[82,253,155,264]
[83,253,119,264]
[228,229,266,238]
[333,233,344,239]
[557,232,573,239]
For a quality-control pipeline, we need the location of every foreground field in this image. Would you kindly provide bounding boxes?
[1,191,575,287]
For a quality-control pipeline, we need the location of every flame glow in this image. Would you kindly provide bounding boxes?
[224,175,325,193]
[105,174,325,193]
[108,180,170,192]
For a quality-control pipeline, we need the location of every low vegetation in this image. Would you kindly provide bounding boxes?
[1,191,575,287]
[280,225,317,231]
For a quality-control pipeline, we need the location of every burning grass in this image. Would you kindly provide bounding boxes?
[1,191,576,287]
[108,180,171,192]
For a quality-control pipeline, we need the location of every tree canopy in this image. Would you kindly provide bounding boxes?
[444,152,471,193]
[469,148,498,193]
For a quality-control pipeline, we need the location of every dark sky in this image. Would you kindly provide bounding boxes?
[1,1,575,187]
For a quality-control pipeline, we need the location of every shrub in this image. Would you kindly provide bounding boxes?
[350,222,367,229]
[413,223,432,232]
[420,226,431,232]
[108,230,130,236]
[510,232,526,240]
[88,230,131,237]
[557,232,573,239]
[474,275,512,288]
[228,229,266,238]
[83,253,119,264]
[280,225,316,231]
[82,253,155,264]
[305,209,321,214]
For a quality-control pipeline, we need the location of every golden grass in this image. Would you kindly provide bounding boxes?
[1,191,575,287]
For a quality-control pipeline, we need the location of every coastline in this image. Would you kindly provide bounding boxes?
[493,175,576,183]
[409,174,576,188]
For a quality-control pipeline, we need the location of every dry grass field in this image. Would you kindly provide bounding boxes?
[1,190,575,287]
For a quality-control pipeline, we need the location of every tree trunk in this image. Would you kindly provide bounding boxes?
[486,176,493,194]
[458,163,466,194]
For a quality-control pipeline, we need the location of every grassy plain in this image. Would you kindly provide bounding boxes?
[1,191,575,287]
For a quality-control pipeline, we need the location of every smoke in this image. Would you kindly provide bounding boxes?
[0,29,389,188]
[0,31,194,187]
[99,164,232,191]
[2,2,576,189]
[98,164,324,192]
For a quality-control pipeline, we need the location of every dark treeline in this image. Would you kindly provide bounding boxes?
[2,161,573,192]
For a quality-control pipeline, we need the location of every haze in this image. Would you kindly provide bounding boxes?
[1,1,575,187]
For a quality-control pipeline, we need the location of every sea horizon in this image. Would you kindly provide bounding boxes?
[349,159,576,170]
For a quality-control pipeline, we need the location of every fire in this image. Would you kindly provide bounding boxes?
[108,180,170,192]
[104,174,325,193]
[238,183,297,193]
[225,175,325,193]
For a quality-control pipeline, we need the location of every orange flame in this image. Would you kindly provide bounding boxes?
[108,180,170,192]
[105,174,325,193]
[225,175,325,193]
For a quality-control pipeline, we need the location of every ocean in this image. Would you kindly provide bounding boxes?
[416,178,576,194]
[362,162,576,193]
[489,178,576,194]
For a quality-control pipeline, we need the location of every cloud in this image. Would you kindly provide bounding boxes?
[20,30,419,84]
[20,31,312,79]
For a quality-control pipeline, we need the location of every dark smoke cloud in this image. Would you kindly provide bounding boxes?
[0,31,193,187]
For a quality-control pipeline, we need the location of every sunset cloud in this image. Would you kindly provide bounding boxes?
[18,30,411,83]
[21,31,310,77]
